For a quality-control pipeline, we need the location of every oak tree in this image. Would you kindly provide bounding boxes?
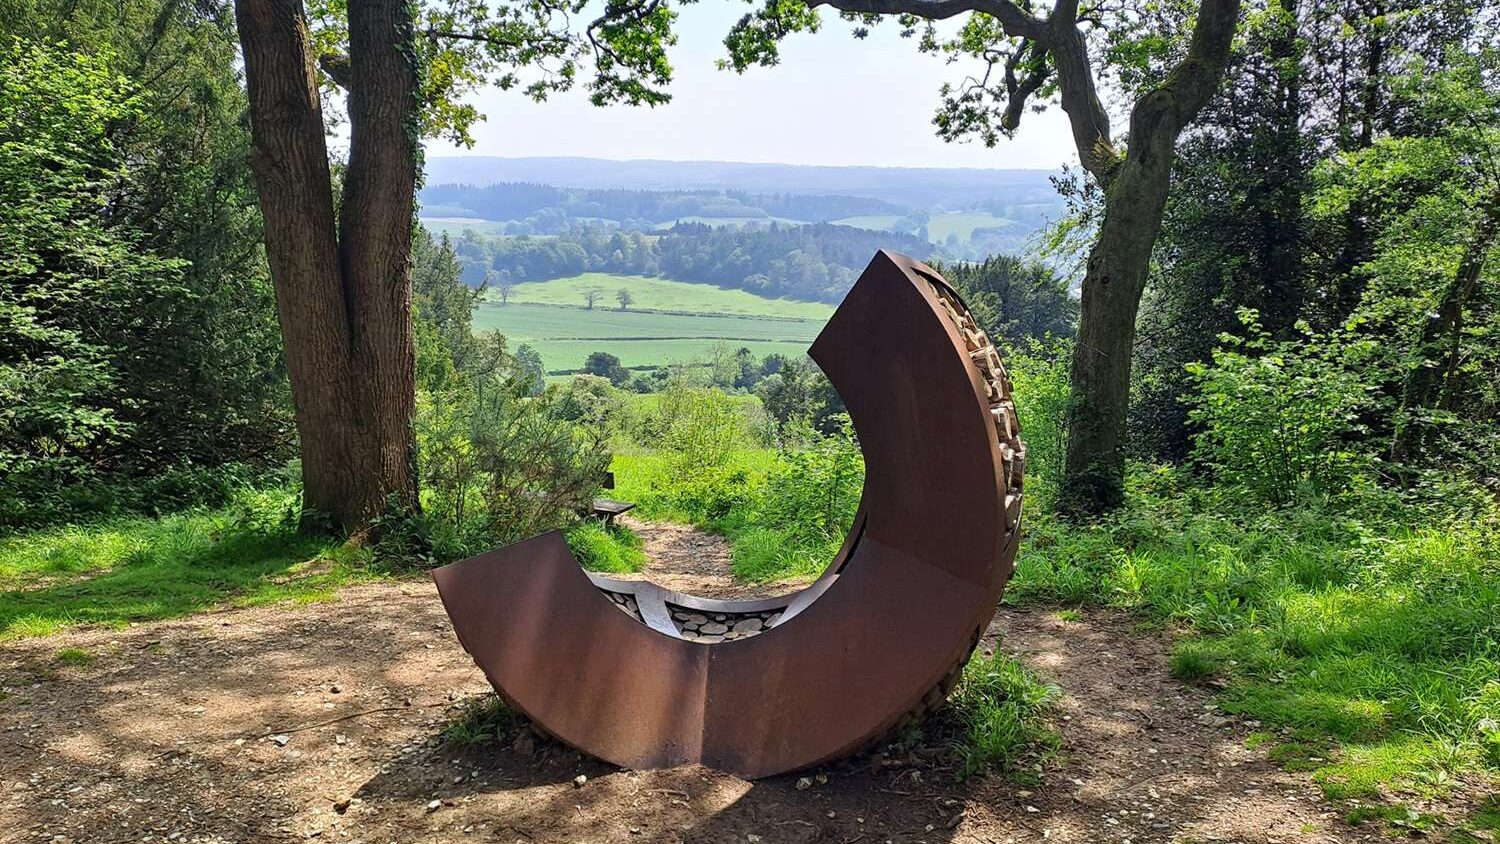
[232,0,680,532]
[727,0,1243,515]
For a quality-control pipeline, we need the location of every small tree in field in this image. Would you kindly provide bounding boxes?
[490,270,516,306]
[583,288,602,310]
[617,288,634,310]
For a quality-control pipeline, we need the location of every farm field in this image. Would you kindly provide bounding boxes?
[926,210,1015,241]
[419,216,510,237]
[832,210,1015,241]
[831,213,904,231]
[472,299,826,374]
[492,273,834,320]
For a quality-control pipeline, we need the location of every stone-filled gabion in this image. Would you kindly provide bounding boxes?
[668,604,783,643]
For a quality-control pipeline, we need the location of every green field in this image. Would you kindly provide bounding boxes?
[833,211,1015,242]
[493,273,835,320]
[473,282,828,373]
[831,214,904,232]
[927,211,1015,241]
[420,216,510,237]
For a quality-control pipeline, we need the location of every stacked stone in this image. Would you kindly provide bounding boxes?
[605,591,643,622]
[669,605,784,644]
[923,277,1027,530]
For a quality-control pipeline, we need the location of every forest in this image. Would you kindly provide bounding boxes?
[421,182,908,225]
[451,220,936,301]
[1,0,1498,841]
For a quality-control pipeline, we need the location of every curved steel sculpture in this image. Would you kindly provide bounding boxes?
[433,251,1025,779]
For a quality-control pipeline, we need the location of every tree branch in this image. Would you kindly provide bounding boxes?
[1129,0,1242,142]
[318,52,353,90]
[807,0,1049,40]
[1047,6,1117,182]
[1001,40,1050,130]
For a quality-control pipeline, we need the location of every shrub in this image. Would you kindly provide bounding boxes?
[1007,339,1072,505]
[416,368,610,561]
[1186,312,1374,506]
[730,418,863,582]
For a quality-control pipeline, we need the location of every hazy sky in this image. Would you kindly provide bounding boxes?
[423,3,1078,170]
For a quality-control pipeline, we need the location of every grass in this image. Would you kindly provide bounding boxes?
[443,694,523,747]
[0,488,377,639]
[926,649,1060,781]
[831,211,1016,243]
[831,214,904,232]
[471,297,827,373]
[926,211,1015,242]
[53,647,93,666]
[1009,478,1500,799]
[419,217,510,237]
[520,337,812,374]
[565,520,647,574]
[487,273,835,320]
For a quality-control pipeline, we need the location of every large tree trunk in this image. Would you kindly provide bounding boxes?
[1060,136,1174,515]
[234,0,420,533]
[1057,0,1242,517]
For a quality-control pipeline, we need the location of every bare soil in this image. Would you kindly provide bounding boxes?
[0,522,1422,844]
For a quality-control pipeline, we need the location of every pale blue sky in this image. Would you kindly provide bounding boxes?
[423,2,1078,170]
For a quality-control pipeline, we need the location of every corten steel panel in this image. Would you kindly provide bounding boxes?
[432,250,1024,778]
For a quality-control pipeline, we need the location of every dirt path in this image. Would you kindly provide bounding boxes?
[610,515,805,600]
[0,522,1399,844]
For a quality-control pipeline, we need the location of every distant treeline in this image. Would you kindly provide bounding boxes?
[421,182,905,228]
[450,222,933,303]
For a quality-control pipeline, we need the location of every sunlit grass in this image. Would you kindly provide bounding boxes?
[945,650,1060,781]
[1010,476,1500,797]
[0,489,377,640]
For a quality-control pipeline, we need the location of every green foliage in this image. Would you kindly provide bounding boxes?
[442,694,522,747]
[415,365,610,561]
[582,351,630,386]
[1010,468,1500,796]
[944,649,1061,781]
[1185,313,1373,506]
[0,40,180,523]
[309,0,685,146]
[935,256,1077,347]
[1007,341,1072,507]
[0,19,290,528]
[0,483,369,639]
[732,417,862,582]
[565,520,647,574]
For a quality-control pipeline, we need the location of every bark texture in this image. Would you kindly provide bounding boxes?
[234,0,420,532]
[1059,0,1242,516]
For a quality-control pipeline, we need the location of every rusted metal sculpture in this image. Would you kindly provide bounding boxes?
[433,251,1025,779]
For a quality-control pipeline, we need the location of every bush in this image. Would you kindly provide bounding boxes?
[1007,339,1072,505]
[730,416,864,582]
[1186,312,1374,506]
[416,367,610,561]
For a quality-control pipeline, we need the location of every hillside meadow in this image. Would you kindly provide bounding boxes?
[470,274,830,373]
[490,273,835,320]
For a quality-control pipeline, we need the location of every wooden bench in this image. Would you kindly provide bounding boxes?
[590,498,636,526]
